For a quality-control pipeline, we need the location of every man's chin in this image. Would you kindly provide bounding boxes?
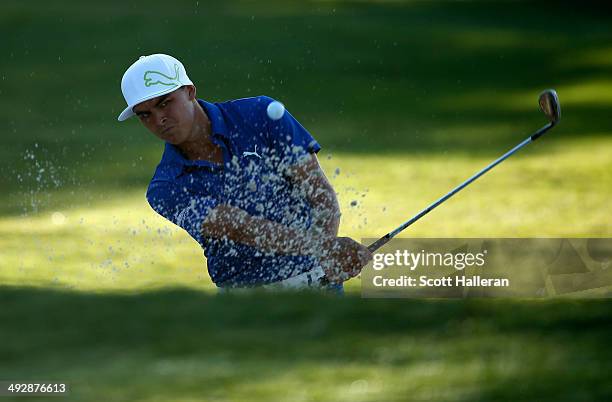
[164,134,182,145]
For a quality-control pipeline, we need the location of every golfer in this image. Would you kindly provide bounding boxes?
[118,54,371,291]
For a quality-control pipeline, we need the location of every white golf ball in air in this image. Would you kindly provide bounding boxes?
[266,101,285,120]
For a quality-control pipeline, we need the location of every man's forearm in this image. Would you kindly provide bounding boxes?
[289,158,341,237]
[309,185,341,237]
[201,204,332,256]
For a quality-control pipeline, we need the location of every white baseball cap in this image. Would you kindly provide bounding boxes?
[118,53,194,121]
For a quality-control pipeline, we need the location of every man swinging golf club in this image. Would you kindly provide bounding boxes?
[118,54,372,292]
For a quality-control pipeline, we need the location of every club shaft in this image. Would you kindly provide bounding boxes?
[367,122,553,253]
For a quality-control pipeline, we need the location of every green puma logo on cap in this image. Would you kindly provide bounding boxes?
[143,64,181,87]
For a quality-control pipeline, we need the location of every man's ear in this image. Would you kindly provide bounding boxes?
[185,85,197,100]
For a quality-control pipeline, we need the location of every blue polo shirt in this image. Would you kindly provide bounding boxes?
[146,96,322,287]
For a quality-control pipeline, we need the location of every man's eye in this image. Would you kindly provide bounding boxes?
[161,101,169,108]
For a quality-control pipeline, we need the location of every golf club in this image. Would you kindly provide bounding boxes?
[367,89,561,253]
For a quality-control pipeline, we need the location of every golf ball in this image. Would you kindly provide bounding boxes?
[266,101,285,120]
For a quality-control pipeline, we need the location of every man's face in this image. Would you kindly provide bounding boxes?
[132,85,197,145]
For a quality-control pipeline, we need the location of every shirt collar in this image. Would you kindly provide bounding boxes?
[198,99,229,139]
[158,99,229,176]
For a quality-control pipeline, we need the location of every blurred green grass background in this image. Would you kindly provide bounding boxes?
[0,0,611,401]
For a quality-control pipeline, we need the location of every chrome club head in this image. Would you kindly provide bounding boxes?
[539,89,561,125]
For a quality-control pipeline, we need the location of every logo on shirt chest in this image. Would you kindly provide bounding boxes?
[242,145,262,159]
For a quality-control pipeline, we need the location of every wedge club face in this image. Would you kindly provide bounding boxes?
[539,89,561,125]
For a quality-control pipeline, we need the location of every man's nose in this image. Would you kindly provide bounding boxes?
[157,113,167,127]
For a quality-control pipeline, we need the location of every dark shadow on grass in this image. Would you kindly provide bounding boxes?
[0,285,610,401]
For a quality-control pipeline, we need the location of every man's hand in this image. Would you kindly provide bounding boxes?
[320,237,372,283]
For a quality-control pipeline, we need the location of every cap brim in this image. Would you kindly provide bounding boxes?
[117,106,135,122]
[117,85,183,122]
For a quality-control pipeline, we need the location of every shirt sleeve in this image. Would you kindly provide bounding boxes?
[261,96,321,170]
[146,180,219,245]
